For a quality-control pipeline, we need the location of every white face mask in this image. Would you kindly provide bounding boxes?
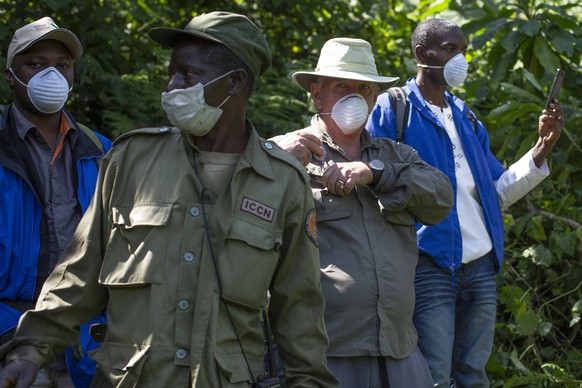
[161,71,233,137]
[322,93,369,134]
[418,53,469,87]
[10,67,71,114]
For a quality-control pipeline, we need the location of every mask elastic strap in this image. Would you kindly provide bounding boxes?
[8,68,28,87]
[319,93,365,116]
[204,69,236,88]
[417,64,444,69]
[205,70,235,109]
[8,67,73,92]
[217,95,231,109]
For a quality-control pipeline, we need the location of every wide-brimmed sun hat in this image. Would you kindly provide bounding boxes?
[293,37,399,92]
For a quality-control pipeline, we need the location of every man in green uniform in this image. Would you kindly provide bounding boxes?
[0,12,337,388]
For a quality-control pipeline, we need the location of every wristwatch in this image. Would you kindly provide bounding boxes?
[368,159,385,187]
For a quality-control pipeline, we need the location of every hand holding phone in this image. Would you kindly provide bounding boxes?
[545,68,565,108]
[539,69,565,144]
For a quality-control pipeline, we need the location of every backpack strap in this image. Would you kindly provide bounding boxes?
[467,112,479,134]
[77,122,104,152]
[387,87,409,142]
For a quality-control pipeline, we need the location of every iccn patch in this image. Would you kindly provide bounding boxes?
[305,208,319,247]
[240,197,275,222]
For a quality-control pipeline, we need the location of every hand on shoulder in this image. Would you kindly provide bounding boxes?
[271,131,324,166]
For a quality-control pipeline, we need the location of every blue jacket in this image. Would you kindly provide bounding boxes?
[0,105,111,387]
[366,78,506,273]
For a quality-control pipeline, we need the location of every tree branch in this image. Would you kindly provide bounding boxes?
[525,201,581,229]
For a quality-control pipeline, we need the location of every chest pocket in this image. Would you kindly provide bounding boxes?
[312,188,353,222]
[218,217,282,310]
[100,203,172,286]
[381,208,416,226]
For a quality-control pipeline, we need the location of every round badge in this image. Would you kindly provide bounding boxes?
[305,208,319,247]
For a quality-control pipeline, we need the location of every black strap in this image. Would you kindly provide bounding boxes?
[387,87,409,143]
[262,309,277,379]
[0,104,6,129]
[387,89,478,140]
[378,357,390,388]
[193,155,257,385]
[467,112,479,133]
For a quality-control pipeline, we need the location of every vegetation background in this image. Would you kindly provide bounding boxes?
[0,0,580,386]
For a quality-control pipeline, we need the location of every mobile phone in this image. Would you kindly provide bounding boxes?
[545,68,565,108]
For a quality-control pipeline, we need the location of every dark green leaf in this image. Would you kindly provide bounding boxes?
[516,309,538,336]
[518,19,540,37]
[532,36,561,74]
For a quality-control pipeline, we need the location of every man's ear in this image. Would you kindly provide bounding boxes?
[4,68,15,87]
[310,81,323,110]
[415,45,427,64]
[228,69,247,95]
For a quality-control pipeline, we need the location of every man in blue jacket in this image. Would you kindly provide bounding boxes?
[0,17,111,387]
[366,18,564,388]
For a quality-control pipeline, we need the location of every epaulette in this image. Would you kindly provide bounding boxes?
[113,126,178,146]
[260,139,310,184]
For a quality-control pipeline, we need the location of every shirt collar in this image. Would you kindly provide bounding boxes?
[11,105,77,146]
[12,105,36,141]
[187,120,276,181]
[309,114,379,153]
[240,120,276,180]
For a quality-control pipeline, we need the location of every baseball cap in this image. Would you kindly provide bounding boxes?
[6,16,83,69]
[293,38,399,92]
[148,11,272,78]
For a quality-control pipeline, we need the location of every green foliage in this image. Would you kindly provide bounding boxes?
[0,0,580,385]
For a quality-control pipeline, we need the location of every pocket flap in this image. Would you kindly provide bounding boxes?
[314,191,353,222]
[112,203,172,228]
[228,217,280,251]
[214,353,258,384]
[382,209,416,226]
[89,341,151,371]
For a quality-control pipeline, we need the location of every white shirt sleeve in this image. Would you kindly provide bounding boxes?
[495,148,550,210]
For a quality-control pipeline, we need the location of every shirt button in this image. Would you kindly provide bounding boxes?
[190,207,200,217]
[264,142,273,149]
[183,252,195,262]
[176,348,187,359]
[179,300,189,310]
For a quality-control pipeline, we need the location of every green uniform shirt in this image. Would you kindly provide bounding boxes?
[2,124,337,387]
